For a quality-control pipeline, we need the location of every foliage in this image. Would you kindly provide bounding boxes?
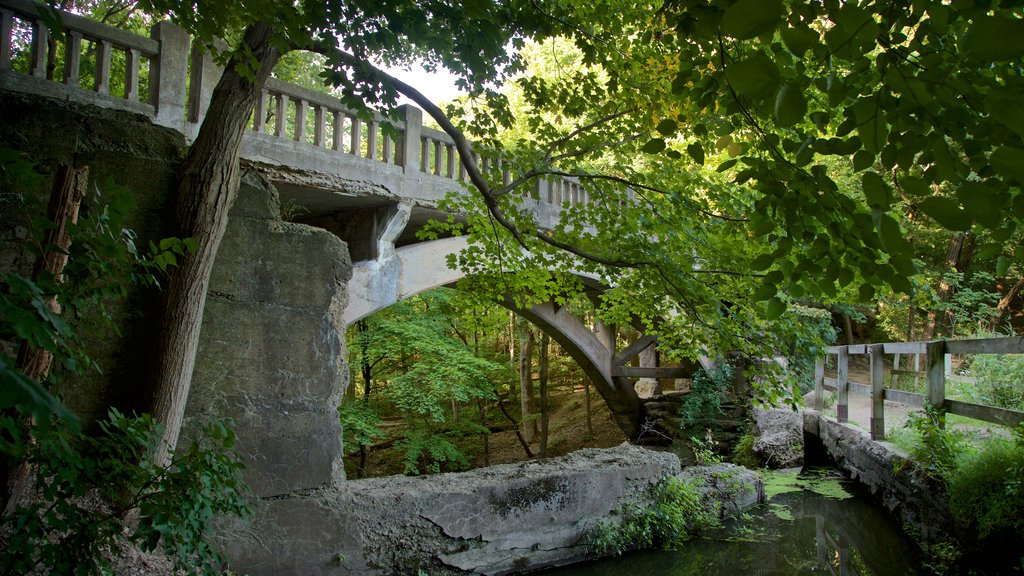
[586,476,718,556]
[345,290,512,474]
[679,365,731,428]
[337,400,385,456]
[947,435,1024,540]
[1,410,251,575]
[691,429,723,466]
[900,407,967,484]
[730,431,760,469]
[961,354,1024,411]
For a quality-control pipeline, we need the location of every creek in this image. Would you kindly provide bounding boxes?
[542,466,926,575]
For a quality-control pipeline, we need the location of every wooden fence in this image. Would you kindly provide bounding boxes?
[813,337,1024,441]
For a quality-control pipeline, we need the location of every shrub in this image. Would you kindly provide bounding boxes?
[587,476,718,555]
[1,410,250,575]
[947,434,1024,540]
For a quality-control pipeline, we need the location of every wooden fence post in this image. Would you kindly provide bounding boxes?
[869,344,885,441]
[837,346,849,423]
[926,340,946,427]
[813,355,825,411]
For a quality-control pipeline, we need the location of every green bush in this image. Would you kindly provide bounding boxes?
[587,476,718,555]
[947,433,1024,540]
[1,410,250,575]
[679,365,731,428]
[964,354,1024,411]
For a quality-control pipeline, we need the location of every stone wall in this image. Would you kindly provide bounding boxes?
[803,411,955,544]
[214,444,763,576]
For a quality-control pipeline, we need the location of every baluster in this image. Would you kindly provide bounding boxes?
[332,111,343,151]
[366,120,378,160]
[274,93,288,137]
[446,144,455,178]
[417,137,427,172]
[433,139,442,175]
[125,48,140,101]
[502,162,510,187]
[349,117,361,156]
[29,19,48,78]
[382,131,393,163]
[314,105,325,147]
[253,90,267,133]
[94,40,112,94]
[0,9,14,70]
[546,180,553,204]
[294,98,307,142]
[63,30,82,86]
[458,151,466,180]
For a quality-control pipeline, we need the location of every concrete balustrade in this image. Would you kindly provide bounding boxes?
[0,0,595,215]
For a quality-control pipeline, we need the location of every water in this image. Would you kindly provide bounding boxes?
[544,467,925,576]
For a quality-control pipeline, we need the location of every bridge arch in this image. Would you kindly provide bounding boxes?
[343,231,686,439]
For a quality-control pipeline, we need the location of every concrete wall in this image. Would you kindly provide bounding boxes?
[213,444,763,576]
[184,171,352,495]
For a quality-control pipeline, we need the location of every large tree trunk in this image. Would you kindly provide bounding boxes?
[922,232,975,340]
[150,23,281,464]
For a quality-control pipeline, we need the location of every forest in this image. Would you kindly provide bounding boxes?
[0,0,1022,573]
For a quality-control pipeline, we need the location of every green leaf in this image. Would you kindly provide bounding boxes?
[773,84,807,128]
[858,283,875,301]
[825,5,879,60]
[686,142,705,165]
[753,283,777,301]
[656,119,678,136]
[780,25,819,57]
[852,150,874,172]
[919,197,970,230]
[725,53,781,101]
[898,175,929,197]
[996,255,1010,276]
[985,87,1024,139]
[888,274,914,295]
[861,171,888,209]
[722,0,783,40]
[765,297,787,320]
[990,146,1024,184]
[641,138,667,154]
[750,254,774,270]
[964,15,1024,62]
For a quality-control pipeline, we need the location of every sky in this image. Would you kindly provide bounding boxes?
[381,62,467,107]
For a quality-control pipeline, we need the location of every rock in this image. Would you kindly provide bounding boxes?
[635,378,662,399]
[677,463,765,518]
[751,407,804,469]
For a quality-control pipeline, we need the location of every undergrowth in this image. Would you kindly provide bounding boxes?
[586,476,719,555]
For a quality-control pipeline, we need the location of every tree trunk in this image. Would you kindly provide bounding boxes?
[538,332,550,458]
[842,313,855,345]
[4,165,87,516]
[150,23,281,464]
[923,232,975,340]
[584,376,593,438]
[519,327,535,444]
[989,277,1024,333]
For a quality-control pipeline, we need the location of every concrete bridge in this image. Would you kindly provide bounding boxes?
[0,4,715,573]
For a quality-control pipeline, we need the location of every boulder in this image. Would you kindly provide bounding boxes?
[751,407,804,468]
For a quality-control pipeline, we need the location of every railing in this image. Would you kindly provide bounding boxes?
[812,337,1024,441]
[0,0,592,213]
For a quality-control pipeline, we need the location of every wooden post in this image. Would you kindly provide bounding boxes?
[837,345,849,423]
[869,344,885,441]
[813,356,825,411]
[926,340,946,416]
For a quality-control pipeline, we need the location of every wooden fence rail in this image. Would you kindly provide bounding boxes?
[813,337,1024,441]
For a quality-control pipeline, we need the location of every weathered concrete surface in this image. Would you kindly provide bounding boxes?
[751,407,804,469]
[678,463,765,518]
[215,444,763,576]
[185,171,352,496]
[0,90,184,425]
[803,411,954,544]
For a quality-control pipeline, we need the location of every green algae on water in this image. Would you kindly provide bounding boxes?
[761,468,854,501]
